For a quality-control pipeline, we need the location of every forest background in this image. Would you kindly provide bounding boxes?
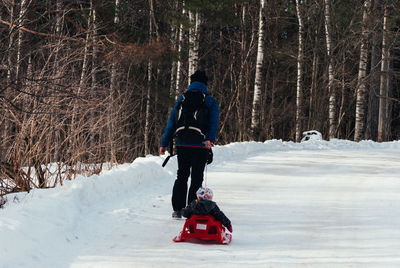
[0,0,399,197]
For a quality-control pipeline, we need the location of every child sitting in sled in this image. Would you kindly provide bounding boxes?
[181,186,233,233]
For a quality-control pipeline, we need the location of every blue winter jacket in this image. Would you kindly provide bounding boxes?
[160,81,219,148]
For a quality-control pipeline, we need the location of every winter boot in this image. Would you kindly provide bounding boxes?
[172,210,182,219]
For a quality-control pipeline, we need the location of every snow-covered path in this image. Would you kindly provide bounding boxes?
[1,140,400,267]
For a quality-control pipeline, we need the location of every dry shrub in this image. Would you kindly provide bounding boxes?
[103,39,171,66]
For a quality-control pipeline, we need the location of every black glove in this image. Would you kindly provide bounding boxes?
[206,148,213,164]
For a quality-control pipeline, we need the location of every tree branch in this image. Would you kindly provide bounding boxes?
[0,19,87,44]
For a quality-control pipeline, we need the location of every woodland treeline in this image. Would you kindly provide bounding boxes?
[0,0,399,197]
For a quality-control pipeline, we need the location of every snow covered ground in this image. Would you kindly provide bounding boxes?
[1,139,400,268]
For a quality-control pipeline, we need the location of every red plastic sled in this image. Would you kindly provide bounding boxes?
[173,215,232,245]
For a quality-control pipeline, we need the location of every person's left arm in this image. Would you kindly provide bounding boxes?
[211,204,231,229]
[205,97,219,144]
[160,96,183,152]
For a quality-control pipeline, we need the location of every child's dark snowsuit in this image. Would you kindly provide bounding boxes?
[182,199,232,229]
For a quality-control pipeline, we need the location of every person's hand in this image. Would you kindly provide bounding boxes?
[204,140,213,148]
[227,226,233,233]
[159,146,167,155]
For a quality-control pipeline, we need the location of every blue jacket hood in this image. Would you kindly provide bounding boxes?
[187,81,208,95]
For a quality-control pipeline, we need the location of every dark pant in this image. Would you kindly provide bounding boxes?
[172,146,208,211]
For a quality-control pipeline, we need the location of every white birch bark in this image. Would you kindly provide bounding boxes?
[193,11,201,72]
[324,0,336,139]
[175,3,185,98]
[251,0,266,136]
[377,4,389,142]
[144,60,152,155]
[78,13,91,94]
[354,0,372,141]
[91,3,98,88]
[295,0,304,142]
[15,0,28,81]
[188,9,201,79]
[170,60,176,97]
[188,10,194,78]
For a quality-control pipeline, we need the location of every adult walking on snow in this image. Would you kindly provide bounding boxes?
[160,70,219,218]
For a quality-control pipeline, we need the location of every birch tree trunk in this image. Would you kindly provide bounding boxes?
[354,0,372,141]
[237,4,253,141]
[144,0,154,155]
[2,1,15,162]
[53,0,63,75]
[295,0,304,142]
[90,0,98,158]
[91,4,98,88]
[188,9,194,77]
[78,7,91,101]
[169,1,178,99]
[144,59,152,155]
[6,0,15,82]
[107,0,120,162]
[308,29,319,130]
[324,0,337,139]
[15,0,28,81]
[188,9,201,78]
[53,0,63,161]
[175,3,185,98]
[377,4,389,142]
[110,0,120,92]
[251,0,266,138]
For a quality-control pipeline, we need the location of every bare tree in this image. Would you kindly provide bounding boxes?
[6,0,15,82]
[236,3,255,141]
[144,0,154,155]
[324,0,337,139]
[377,3,390,142]
[1,0,14,164]
[15,0,29,81]
[251,0,266,139]
[366,0,382,141]
[107,0,121,161]
[295,0,304,142]
[169,0,179,99]
[354,0,372,141]
[1,0,399,198]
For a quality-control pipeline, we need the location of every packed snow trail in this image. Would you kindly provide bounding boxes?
[1,140,400,267]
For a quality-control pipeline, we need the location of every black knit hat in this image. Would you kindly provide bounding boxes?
[190,70,208,85]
